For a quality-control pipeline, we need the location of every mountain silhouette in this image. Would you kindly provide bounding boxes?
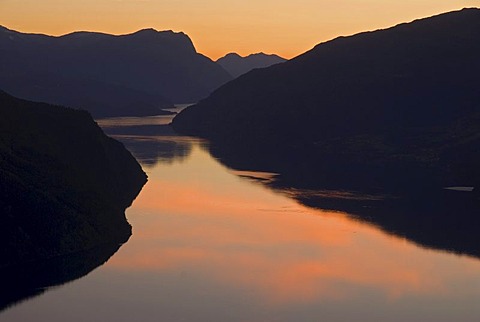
[173,8,480,193]
[216,52,286,78]
[0,90,146,268]
[0,27,232,117]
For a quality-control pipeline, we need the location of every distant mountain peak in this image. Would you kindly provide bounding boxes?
[219,52,285,60]
[223,52,242,58]
[125,28,195,52]
[250,52,283,58]
[132,28,169,37]
[131,28,188,38]
[59,28,190,42]
[217,52,287,77]
[61,30,110,40]
[136,27,159,33]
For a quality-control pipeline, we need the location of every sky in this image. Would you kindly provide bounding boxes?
[0,0,478,59]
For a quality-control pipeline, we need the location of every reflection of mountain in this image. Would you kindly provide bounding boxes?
[294,189,480,258]
[206,141,480,259]
[173,8,480,192]
[0,26,232,117]
[0,242,122,312]
[100,122,194,167]
[216,52,286,78]
[115,135,193,167]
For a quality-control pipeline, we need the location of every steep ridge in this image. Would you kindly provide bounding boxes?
[0,90,147,267]
[173,8,480,192]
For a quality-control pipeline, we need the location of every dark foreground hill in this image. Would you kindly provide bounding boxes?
[0,27,232,117]
[173,8,480,193]
[216,52,286,78]
[0,90,147,268]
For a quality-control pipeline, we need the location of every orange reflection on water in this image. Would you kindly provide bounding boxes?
[107,142,480,306]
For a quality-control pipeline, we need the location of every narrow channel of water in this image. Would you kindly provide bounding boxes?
[2,117,480,322]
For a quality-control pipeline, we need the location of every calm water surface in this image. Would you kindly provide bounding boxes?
[2,116,480,321]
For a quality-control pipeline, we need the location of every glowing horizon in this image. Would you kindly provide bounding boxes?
[0,1,478,59]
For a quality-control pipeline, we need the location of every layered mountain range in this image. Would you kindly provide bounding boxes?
[0,27,232,117]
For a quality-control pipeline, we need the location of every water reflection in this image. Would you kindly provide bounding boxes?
[97,107,195,167]
[206,142,480,259]
[113,135,193,167]
[102,139,480,321]
[4,121,480,321]
[0,243,123,312]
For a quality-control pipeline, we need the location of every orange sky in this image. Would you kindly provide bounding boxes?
[0,1,477,59]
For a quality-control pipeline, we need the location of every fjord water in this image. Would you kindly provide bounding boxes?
[2,116,480,322]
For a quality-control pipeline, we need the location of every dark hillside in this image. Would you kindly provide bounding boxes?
[173,8,480,192]
[0,90,147,267]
